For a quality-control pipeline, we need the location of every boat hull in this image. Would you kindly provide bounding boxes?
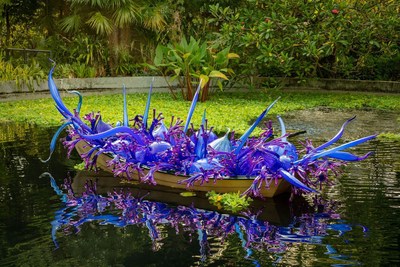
[75,140,291,198]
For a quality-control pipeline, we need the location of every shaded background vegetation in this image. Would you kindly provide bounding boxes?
[0,0,399,89]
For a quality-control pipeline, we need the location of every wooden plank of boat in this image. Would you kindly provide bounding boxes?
[74,140,291,198]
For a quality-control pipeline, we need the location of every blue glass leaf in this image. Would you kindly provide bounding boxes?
[195,133,206,159]
[95,116,112,133]
[149,141,172,154]
[208,130,232,152]
[152,120,168,140]
[189,158,222,173]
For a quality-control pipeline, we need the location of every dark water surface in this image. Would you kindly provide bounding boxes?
[0,114,399,266]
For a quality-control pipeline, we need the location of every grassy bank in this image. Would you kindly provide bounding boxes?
[0,90,399,136]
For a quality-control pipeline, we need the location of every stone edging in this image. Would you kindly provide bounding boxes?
[1,76,399,98]
[275,78,400,93]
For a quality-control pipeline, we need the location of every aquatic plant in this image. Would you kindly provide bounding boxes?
[44,62,376,197]
[378,133,400,142]
[206,191,252,213]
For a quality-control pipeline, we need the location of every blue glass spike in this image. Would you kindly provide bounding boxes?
[67,90,83,113]
[234,97,280,155]
[123,84,128,127]
[308,134,377,162]
[295,134,377,165]
[278,169,317,193]
[143,77,154,129]
[201,109,206,128]
[326,151,373,161]
[277,115,287,142]
[79,126,145,145]
[315,116,356,151]
[183,82,202,133]
[40,121,72,163]
[48,60,73,118]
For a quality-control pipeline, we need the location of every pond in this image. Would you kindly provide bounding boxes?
[0,110,399,266]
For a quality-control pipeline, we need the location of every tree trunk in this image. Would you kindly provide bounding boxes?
[185,72,193,101]
[200,80,210,102]
[107,25,133,75]
[5,5,10,47]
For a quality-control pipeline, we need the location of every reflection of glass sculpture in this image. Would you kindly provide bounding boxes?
[48,173,365,266]
[44,62,376,197]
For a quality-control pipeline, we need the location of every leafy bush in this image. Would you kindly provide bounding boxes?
[149,36,239,101]
[0,55,45,91]
[198,0,400,82]
[54,63,96,79]
[46,34,109,77]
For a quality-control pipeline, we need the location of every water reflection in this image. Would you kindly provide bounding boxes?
[45,171,364,266]
[1,122,399,266]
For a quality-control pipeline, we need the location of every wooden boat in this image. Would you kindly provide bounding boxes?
[75,140,292,198]
[45,65,376,201]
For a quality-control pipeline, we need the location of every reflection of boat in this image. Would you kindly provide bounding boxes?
[48,171,360,266]
[75,140,292,198]
[71,170,292,225]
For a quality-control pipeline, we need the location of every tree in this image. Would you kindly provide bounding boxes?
[0,0,41,47]
[59,0,178,71]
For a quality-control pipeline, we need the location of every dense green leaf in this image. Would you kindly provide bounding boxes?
[209,70,228,80]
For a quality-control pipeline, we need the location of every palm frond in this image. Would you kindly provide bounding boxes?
[60,14,82,33]
[113,1,141,27]
[142,2,168,31]
[70,0,105,8]
[86,12,113,35]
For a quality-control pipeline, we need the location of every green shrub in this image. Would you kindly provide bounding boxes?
[0,56,45,91]
[149,36,239,101]
[196,0,400,83]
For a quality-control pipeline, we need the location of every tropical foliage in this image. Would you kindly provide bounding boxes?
[0,53,45,91]
[149,36,239,101]
[201,0,400,82]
